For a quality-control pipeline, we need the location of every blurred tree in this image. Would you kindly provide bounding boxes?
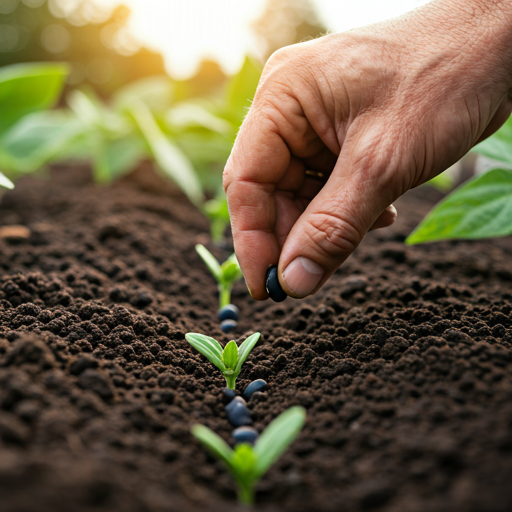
[251,0,327,60]
[0,0,165,97]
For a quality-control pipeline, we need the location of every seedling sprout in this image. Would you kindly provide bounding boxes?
[192,406,306,504]
[203,196,230,245]
[185,332,260,390]
[195,244,242,309]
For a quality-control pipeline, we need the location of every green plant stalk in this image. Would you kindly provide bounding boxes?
[237,482,255,505]
[219,284,231,309]
[224,372,236,390]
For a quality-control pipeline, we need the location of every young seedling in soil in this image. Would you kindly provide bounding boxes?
[195,244,243,332]
[196,244,242,308]
[192,406,306,504]
[185,332,260,390]
[203,196,230,246]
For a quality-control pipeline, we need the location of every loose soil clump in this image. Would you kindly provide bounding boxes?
[0,164,511,512]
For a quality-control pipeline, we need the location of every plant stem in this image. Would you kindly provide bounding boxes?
[219,284,231,309]
[237,483,254,505]
[225,374,236,390]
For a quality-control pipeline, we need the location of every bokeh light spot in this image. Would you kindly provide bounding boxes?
[41,24,72,53]
[22,0,46,7]
[0,0,19,15]
[0,24,19,52]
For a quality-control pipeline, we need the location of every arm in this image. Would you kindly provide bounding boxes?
[224,0,512,299]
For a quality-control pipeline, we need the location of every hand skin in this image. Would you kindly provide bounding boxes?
[223,0,512,300]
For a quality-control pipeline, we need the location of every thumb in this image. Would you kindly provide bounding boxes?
[277,144,398,298]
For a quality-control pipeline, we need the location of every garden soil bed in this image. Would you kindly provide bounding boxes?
[0,164,511,512]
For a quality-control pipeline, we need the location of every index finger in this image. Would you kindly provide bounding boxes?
[223,112,291,299]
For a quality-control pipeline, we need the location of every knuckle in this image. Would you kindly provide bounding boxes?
[222,157,235,193]
[266,46,297,68]
[305,211,362,260]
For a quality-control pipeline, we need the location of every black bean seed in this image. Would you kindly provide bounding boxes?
[220,319,237,333]
[244,379,267,401]
[232,426,259,445]
[265,266,287,302]
[225,397,252,427]
[222,387,236,405]
[218,304,240,322]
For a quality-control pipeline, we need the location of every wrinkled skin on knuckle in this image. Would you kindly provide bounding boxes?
[347,120,410,200]
[304,211,362,263]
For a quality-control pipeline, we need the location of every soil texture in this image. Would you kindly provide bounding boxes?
[0,163,511,512]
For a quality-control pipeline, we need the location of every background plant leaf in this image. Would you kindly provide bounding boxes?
[221,253,242,284]
[253,406,306,479]
[425,170,454,192]
[407,168,512,244]
[472,114,512,168]
[0,62,68,134]
[130,100,203,205]
[0,111,85,174]
[166,103,231,134]
[113,75,175,113]
[226,56,262,123]
[0,172,14,189]
[195,244,222,282]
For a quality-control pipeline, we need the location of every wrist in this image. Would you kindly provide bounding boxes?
[413,0,512,87]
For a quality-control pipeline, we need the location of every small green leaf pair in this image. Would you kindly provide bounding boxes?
[185,332,260,389]
[195,244,242,309]
[193,406,306,504]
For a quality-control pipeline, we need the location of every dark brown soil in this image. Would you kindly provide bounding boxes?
[0,163,511,512]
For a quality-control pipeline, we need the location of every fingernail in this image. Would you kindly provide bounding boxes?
[283,257,324,297]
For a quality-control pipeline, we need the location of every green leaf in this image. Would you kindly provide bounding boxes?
[68,89,131,137]
[166,102,231,134]
[89,133,146,185]
[235,332,261,375]
[426,170,454,192]
[130,100,203,205]
[203,196,230,222]
[195,244,222,282]
[0,62,69,134]
[99,135,147,182]
[472,114,512,167]
[253,406,306,480]
[113,75,175,113]
[406,168,512,244]
[192,424,234,468]
[0,110,85,173]
[226,56,262,122]
[185,333,225,371]
[221,253,242,284]
[223,340,239,371]
[0,172,14,190]
[231,443,257,483]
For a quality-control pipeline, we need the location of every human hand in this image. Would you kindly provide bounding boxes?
[223,0,512,300]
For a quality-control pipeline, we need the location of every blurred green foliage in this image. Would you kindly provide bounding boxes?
[408,114,512,244]
[0,61,69,188]
[0,55,263,240]
[0,0,328,242]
